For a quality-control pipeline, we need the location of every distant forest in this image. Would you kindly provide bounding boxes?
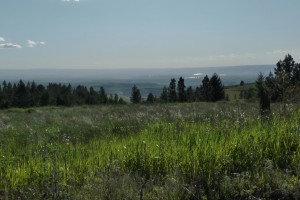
[0,73,225,109]
[1,54,298,109]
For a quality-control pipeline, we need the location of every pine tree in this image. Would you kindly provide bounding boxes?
[271,54,300,102]
[40,91,49,106]
[130,85,141,104]
[168,78,177,102]
[186,86,194,102]
[118,97,126,104]
[160,86,168,102]
[256,73,270,117]
[177,77,186,102]
[13,80,31,108]
[200,75,211,101]
[88,87,98,105]
[29,81,39,106]
[99,86,107,104]
[146,92,155,103]
[6,82,14,107]
[194,86,202,101]
[0,86,4,109]
[74,85,89,105]
[210,73,225,101]
[275,54,295,83]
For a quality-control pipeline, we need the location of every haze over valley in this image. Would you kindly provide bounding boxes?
[0,65,274,97]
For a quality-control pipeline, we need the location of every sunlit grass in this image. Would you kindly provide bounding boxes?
[0,102,300,199]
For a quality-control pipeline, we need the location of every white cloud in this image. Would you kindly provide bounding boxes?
[0,43,22,49]
[27,40,46,48]
[62,0,81,2]
[0,37,22,49]
[27,40,37,48]
[271,50,289,55]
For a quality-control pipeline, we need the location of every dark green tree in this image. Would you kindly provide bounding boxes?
[291,63,300,85]
[13,80,31,108]
[194,86,202,101]
[118,97,126,104]
[146,92,155,103]
[168,78,177,102]
[29,81,41,106]
[177,77,186,102]
[40,91,49,106]
[275,54,295,83]
[210,73,225,101]
[200,75,211,101]
[256,73,270,117]
[6,82,14,108]
[99,86,107,104]
[265,72,280,101]
[57,84,72,106]
[88,87,98,105]
[130,85,141,104]
[186,86,194,102]
[266,54,300,102]
[73,85,89,105]
[0,86,5,109]
[160,86,168,102]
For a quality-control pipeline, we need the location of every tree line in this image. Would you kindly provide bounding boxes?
[0,81,125,109]
[131,73,225,103]
[0,73,225,109]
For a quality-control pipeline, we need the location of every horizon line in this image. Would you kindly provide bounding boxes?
[0,64,275,71]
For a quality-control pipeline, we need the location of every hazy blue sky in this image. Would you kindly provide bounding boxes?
[1,0,300,69]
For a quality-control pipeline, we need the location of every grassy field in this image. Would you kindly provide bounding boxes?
[0,102,300,199]
[225,83,256,102]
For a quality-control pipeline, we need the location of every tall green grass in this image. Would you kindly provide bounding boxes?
[0,103,299,199]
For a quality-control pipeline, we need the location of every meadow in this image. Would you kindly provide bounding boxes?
[0,102,300,199]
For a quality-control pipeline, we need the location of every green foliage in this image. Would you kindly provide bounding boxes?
[160,86,168,102]
[267,54,300,102]
[186,86,194,102]
[0,81,128,109]
[256,73,270,117]
[210,73,225,101]
[200,75,211,101]
[98,86,107,104]
[130,85,141,104]
[177,77,186,102]
[146,92,155,103]
[161,74,225,104]
[168,78,177,102]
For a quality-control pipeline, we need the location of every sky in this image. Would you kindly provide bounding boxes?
[1,0,300,69]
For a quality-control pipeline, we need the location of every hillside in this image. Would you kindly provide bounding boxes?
[1,102,300,199]
[225,83,256,102]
